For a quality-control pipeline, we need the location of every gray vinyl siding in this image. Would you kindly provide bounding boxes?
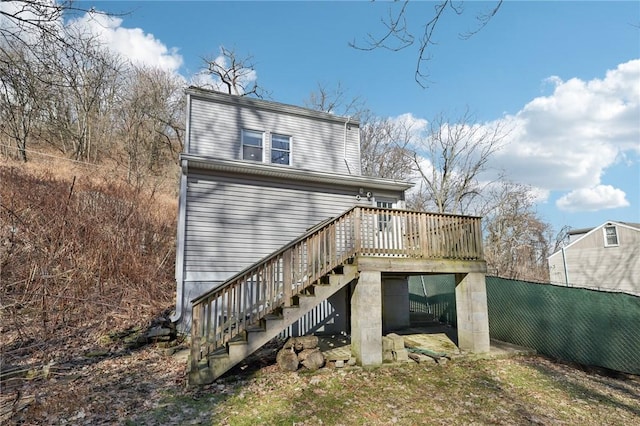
[548,225,640,295]
[182,171,398,281]
[187,95,361,175]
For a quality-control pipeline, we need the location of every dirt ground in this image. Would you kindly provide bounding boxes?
[2,335,639,425]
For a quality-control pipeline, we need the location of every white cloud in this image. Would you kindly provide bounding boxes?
[68,12,183,73]
[389,112,428,136]
[489,59,640,197]
[400,59,639,214]
[556,185,630,212]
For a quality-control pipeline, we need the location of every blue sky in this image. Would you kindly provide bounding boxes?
[79,1,639,234]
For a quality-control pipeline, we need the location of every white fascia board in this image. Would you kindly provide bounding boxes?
[180,154,414,192]
[186,86,360,128]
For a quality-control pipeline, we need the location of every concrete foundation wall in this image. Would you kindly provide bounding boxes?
[351,271,383,365]
[455,272,490,353]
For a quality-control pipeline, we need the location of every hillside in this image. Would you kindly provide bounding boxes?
[1,156,181,421]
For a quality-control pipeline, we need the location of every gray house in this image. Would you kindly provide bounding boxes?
[548,221,640,295]
[174,88,490,384]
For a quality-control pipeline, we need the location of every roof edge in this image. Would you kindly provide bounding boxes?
[186,86,360,127]
[181,154,414,191]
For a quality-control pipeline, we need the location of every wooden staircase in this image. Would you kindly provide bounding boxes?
[188,207,484,385]
[189,264,358,384]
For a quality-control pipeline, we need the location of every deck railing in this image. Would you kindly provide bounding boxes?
[190,207,483,368]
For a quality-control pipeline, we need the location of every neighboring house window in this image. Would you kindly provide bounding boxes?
[242,129,264,162]
[604,225,619,247]
[271,133,291,165]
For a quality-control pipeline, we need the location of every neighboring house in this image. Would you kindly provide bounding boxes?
[174,87,490,385]
[548,221,640,295]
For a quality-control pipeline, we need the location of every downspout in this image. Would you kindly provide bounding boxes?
[344,116,352,174]
[170,92,192,324]
[561,246,569,286]
[171,159,188,324]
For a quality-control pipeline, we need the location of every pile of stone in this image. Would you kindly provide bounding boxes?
[276,336,325,372]
[382,333,409,362]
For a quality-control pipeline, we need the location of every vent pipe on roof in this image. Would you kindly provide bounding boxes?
[344,116,352,174]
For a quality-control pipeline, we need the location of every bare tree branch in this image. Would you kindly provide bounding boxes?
[352,0,503,88]
[196,46,267,98]
[408,108,509,214]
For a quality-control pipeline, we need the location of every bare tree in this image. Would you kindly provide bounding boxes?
[408,109,508,214]
[303,81,366,117]
[483,180,553,281]
[117,65,185,181]
[196,46,266,97]
[42,32,125,162]
[351,1,503,87]
[360,112,415,180]
[0,44,46,161]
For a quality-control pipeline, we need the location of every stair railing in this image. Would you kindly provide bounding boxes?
[190,207,483,370]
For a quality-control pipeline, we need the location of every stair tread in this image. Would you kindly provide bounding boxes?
[191,259,360,385]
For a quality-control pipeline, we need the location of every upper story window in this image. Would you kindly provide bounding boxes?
[242,129,264,162]
[271,133,291,165]
[604,225,619,247]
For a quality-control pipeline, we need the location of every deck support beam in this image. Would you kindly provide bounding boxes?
[455,272,490,353]
[350,271,383,366]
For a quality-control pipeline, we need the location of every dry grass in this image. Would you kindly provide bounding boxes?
[1,158,178,370]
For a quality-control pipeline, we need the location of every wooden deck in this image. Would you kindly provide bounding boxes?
[189,207,484,377]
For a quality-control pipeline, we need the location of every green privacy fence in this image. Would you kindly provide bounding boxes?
[486,277,640,375]
[409,275,640,375]
[409,275,457,326]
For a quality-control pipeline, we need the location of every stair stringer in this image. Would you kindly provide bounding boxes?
[188,264,358,385]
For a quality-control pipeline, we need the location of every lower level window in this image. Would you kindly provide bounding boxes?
[271,133,291,165]
[242,129,263,162]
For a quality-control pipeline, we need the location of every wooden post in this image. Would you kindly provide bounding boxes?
[283,249,293,307]
[191,305,202,371]
[353,207,362,254]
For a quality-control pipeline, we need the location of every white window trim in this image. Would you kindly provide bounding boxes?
[241,129,265,162]
[603,225,619,247]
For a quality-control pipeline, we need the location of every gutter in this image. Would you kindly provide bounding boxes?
[180,154,414,192]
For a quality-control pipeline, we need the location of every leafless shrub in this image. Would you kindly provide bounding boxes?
[0,166,176,363]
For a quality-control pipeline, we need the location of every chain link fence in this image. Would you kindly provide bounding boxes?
[409,275,640,374]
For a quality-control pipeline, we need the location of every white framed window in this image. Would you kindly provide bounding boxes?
[242,129,264,162]
[271,133,291,165]
[377,200,394,231]
[604,225,619,247]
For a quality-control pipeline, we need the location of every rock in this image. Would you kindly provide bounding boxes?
[146,326,172,339]
[300,349,325,371]
[393,349,409,362]
[408,353,436,364]
[283,335,319,351]
[385,333,405,350]
[276,348,299,372]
